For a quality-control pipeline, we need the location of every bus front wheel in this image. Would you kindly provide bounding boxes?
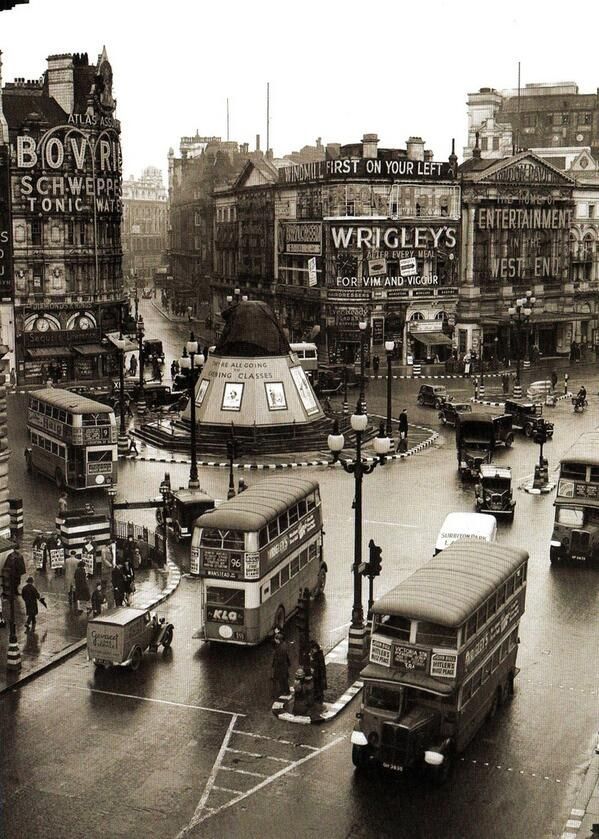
[55,468,64,489]
[352,745,368,770]
[430,750,454,785]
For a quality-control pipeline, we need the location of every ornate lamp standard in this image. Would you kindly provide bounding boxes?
[113,332,129,457]
[226,426,241,500]
[136,314,146,415]
[328,408,391,662]
[179,333,205,490]
[508,290,535,395]
[384,339,395,437]
[358,319,368,414]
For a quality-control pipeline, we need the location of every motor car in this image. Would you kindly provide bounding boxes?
[475,464,516,520]
[526,380,553,400]
[142,338,165,364]
[417,383,447,408]
[160,487,215,542]
[438,399,472,426]
[504,399,554,438]
[87,606,174,671]
[434,511,497,554]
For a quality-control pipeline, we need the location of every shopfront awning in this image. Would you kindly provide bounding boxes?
[72,344,110,356]
[26,347,72,360]
[414,333,453,347]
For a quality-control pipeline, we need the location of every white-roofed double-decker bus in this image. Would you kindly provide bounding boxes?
[190,476,326,645]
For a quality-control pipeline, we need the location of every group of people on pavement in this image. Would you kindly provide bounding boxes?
[271,631,328,705]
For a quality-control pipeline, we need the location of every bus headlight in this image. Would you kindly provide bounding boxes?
[95,474,106,485]
[424,750,444,766]
[351,730,368,747]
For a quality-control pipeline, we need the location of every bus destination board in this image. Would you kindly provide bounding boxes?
[393,645,429,671]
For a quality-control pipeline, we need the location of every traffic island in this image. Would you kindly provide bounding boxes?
[272,636,364,725]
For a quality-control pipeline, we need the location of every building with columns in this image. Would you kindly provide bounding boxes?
[0,48,125,386]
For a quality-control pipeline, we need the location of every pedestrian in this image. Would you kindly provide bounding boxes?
[74,560,91,615]
[91,582,106,617]
[464,352,471,377]
[21,576,47,632]
[4,548,26,597]
[99,542,113,593]
[309,640,327,703]
[57,491,68,526]
[129,354,137,377]
[136,535,149,569]
[170,360,177,379]
[238,478,248,494]
[121,560,135,605]
[40,363,48,383]
[132,545,142,571]
[9,368,16,387]
[272,632,291,696]
[64,550,79,607]
[111,562,125,607]
[398,408,408,453]
[125,535,136,565]
[551,370,558,393]
[372,355,380,379]
[127,430,139,455]
[564,372,569,395]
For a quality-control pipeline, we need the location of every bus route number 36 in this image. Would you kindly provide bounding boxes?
[206,607,243,625]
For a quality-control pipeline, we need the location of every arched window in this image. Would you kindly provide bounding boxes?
[410,311,424,321]
[435,310,447,321]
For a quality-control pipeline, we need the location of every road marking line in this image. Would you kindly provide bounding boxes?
[211,785,244,795]
[178,735,345,833]
[59,683,245,717]
[225,748,293,764]
[220,766,268,779]
[178,713,240,837]
[231,730,318,750]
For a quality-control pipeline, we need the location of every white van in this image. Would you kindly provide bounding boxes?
[434,512,497,555]
[290,342,319,372]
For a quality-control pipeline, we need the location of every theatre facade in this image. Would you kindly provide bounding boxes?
[458,150,582,361]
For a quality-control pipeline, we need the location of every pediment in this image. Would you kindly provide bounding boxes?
[233,160,278,190]
[569,149,598,173]
[477,151,575,186]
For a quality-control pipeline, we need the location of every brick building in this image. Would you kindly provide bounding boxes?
[122,166,167,286]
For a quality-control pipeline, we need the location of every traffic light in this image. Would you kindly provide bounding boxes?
[533,419,548,446]
[368,540,383,577]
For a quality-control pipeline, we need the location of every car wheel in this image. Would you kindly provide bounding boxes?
[524,424,533,438]
[130,647,142,672]
[505,433,514,448]
[440,415,447,424]
[417,396,424,406]
[161,626,173,649]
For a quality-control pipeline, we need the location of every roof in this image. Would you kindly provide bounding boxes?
[194,476,319,532]
[560,432,599,467]
[30,387,114,414]
[438,512,497,539]
[457,412,494,425]
[215,300,290,357]
[87,607,148,626]
[172,488,214,505]
[479,464,512,479]
[2,89,67,132]
[372,541,528,627]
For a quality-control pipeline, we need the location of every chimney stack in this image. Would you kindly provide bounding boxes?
[46,53,74,114]
[362,133,379,159]
[255,134,261,152]
[406,137,425,162]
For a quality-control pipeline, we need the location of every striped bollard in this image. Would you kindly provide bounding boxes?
[342,399,349,416]
[6,635,22,671]
[9,498,23,541]
[412,364,421,378]
[513,382,523,399]
[479,384,485,399]
[523,360,531,371]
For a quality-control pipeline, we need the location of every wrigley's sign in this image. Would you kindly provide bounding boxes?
[330,224,457,250]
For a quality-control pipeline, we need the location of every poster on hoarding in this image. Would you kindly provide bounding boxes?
[290,366,319,416]
[222,383,244,411]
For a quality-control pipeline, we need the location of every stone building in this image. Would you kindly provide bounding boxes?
[0,48,124,386]
[122,166,167,285]
[458,149,581,361]
[213,135,460,364]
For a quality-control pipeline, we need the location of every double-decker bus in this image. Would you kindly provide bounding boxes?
[351,541,528,781]
[551,432,599,565]
[190,476,326,645]
[26,388,118,490]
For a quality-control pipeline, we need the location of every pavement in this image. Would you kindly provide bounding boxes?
[0,554,182,695]
[561,738,599,839]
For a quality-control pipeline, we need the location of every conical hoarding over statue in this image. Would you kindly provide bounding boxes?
[182,300,326,429]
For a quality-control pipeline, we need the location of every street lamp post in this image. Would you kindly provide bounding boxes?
[328,410,391,663]
[508,290,536,397]
[136,314,146,415]
[159,474,170,566]
[106,485,117,540]
[114,332,129,457]
[384,339,395,437]
[227,426,240,500]
[179,333,205,490]
[342,364,349,416]
[358,320,367,415]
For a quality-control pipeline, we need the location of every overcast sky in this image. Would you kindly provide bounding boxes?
[2,0,599,180]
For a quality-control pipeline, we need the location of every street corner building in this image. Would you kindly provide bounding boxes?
[0,47,125,387]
